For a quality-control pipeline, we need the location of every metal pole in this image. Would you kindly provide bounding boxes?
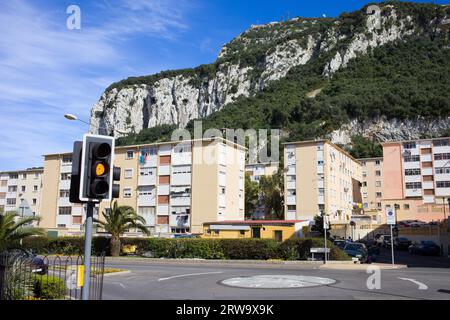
[390,225,395,268]
[82,202,94,300]
[323,214,327,264]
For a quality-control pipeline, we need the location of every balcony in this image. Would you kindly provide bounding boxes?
[8,179,17,186]
[422,168,433,176]
[171,151,192,166]
[171,172,191,186]
[421,154,432,162]
[317,195,325,204]
[138,174,157,186]
[286,181,296,190]
[56,215,71,227]
[405,189,422,197]
[170,195,190,206]
[403,161,420,169]
[59,180,71,189]
[286,195,296,205]
[423,195,435,204]
[433,160,449,168]
[286,165,296,175]
[404,175,422,183]
[169,214,190,228]
[422,181,434,189]
[60,164,72,173]
[435,187,450,197]
[435,173,450,181]
[57,197,71,207]
[158,165,170,176]
[157,204,169,215]
[138,195,156,207]
[433,145,450,154]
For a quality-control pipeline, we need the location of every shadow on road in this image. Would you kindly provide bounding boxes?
[376,247,450,268]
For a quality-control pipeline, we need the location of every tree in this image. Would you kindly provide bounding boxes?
[94,201,150,256]
[311,214,330,237]
[0,211,44,251]
[244,174,260,218]
[259,168,284,219]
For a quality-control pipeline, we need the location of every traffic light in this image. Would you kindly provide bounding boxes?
[78,134,120,202]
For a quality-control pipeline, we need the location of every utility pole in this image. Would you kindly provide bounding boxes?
[81,203,94,300]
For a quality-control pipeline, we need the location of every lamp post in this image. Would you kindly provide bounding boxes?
[64,114,128,135]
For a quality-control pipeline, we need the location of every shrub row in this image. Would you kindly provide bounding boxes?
[16,236,349,261]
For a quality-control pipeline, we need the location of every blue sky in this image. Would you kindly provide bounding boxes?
[0,0,446,171]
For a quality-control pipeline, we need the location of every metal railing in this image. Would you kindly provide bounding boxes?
[0,251,105,300]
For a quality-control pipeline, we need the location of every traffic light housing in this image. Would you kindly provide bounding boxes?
[77,134,120,202]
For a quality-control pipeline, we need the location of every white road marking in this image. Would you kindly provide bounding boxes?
[158,271,223,281]
[398,277,428,290]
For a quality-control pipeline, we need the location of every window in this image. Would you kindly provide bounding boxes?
[159,175,170,184]
[58,207,71,215]
[363,192,368,198]
[362,172,367,178]
[405,168,421,176]
[34,185,38,191]
[21,186,26,192]
[138,186,154,196]
[158,195,169,204]
[62,155,72,163]
[318,188,324,196]
[394,204,400,210]
[8,186,17,192]
[32,198,37,205]
[405,182,422,189]
[7,198,16,205]
[159,155,171,165]
[375,160,381,165]
[434,153,450,160]
[403,142,416,149]
[172,165,192,175]
[317,160,324,165]
[22,173,27,179]
[126,151,134,159]
[433,139,449,147]
[404,155,420,162]
[124,169,133,179]
[34,173,39,179]
[57,224,66,228]
[221,187,225,194]
[375,181,381,187]
[436,167,450,174]
[376,192,382,198]
[375,170,381,176]
[61,173,71,180]
[59,190,70,198]
[436,181,450,188]
[140,167,156,176]
[287,205,296,211]
[274,230,283,242]
[239,230,245,237]
[362,182,367,187]
[123,188,132,197]
[9,174,18,179]
[403,204,410,210]
[376,202,382,209]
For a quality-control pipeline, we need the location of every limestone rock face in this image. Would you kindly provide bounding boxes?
[90,4,446,137]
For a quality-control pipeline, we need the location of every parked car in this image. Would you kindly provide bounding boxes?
[408,241,441,256]
[366,245,380,263]
[2,248,48,275]
[393,237,412,250]
[343,243,368,263]
[373,234,384,245]
[376,235,392,248]
[333,240,347,250]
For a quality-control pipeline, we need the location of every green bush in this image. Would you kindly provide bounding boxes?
[19,236,349,261]
[33,276,66,300]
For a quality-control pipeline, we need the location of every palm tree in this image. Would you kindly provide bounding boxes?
[0,211,45,251]
[94,201,150,256]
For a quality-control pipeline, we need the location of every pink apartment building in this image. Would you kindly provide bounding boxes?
[381,137,450,223]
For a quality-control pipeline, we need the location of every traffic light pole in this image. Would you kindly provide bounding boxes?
[82,202,94,300]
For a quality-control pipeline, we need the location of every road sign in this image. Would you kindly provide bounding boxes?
[323,215,329,230]
[386,207,396,225]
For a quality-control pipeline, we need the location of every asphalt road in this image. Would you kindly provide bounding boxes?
[376,246,450,268]
[102,259,450,300]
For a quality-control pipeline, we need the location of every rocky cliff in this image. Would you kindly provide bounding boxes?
[90,2,450,140]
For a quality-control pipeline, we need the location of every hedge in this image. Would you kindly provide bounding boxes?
[15,236,350,261]
[33,275,66,300]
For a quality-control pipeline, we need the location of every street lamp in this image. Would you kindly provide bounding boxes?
[64,113,128,135]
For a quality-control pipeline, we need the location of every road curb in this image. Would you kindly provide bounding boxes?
[103,270,131,277]
[105,257,356,265]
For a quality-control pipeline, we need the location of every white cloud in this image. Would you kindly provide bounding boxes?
[0,0,193,170]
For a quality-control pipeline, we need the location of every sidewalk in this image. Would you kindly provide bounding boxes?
[319,263,408,270]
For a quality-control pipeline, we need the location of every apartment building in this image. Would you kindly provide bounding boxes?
[381,137,450,223]
[358,157,383,223]
[40,138,246,236]
[0,168,44,217]
[283,140,363,224]
[245,162,279,218]
[245,162,279,183]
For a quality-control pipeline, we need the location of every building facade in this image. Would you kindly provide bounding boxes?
[381,137,450,223]
[283,140,362,224]
[0,168,44,218]
[202,220,309,241]
[358,157,383,223]
[40,138,246,236]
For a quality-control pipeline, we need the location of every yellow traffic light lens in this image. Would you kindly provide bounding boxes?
[95,163,106,176]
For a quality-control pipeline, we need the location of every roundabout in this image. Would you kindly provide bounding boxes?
[220,275,336,289]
